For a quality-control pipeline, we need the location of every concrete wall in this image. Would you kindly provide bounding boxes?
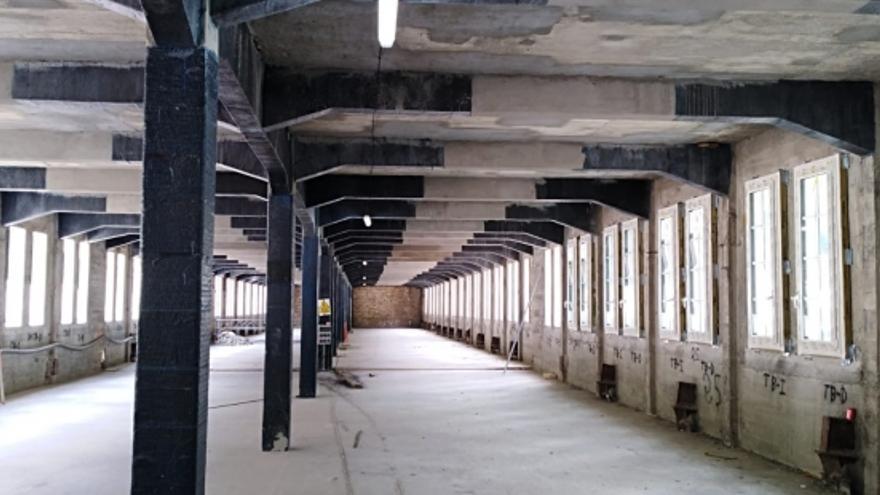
[353,286,422,328]
[426,126,880,493]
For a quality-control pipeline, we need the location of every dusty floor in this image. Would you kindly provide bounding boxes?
[0,327,830,494]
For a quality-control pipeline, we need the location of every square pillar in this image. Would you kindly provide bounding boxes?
[261,193,294,451]
[132,46,218,495]
[299,232,319,398]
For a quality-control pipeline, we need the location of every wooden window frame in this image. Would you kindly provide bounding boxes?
[793,155,848,358]
[620,218,642,337]
[657,205,682,341]
[684,194,716,344]
[745,171,787,351]
[578,235,592,332]
[602,224,619,333]
[566,238,577,328]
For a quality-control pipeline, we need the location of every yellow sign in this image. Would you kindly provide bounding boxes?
[318,298,332,316]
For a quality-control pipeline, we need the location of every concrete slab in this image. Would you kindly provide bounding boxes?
[0,327,832,494]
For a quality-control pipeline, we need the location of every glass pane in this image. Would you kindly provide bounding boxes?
[214,275,223,317]
[552,245,563,328]
[687,208,705,335]
[800,173,834,342]
[131,255,141,321]
[622,228,636,329]
[76,242,89,324]
[28,232,48,327]
[61,239,76,325]
[658,217,674,332]
[104,250,115,322]
[579,238,589,328]
[4,227,27,327]
[114,252,126,322]
[522,258,530,323]
[748,188,776,338]
[603,232,615,327]
[544,248,552,326]
[225,277,235,317]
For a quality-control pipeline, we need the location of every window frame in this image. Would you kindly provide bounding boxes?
[619,219,642,337]
[602,225,619,333]
[543,248,552,327]
[793,155,847,358]
[684,194,716,344]
[565,238,577,328]
[552,244,563,328]
[657,205,682,341]
[577,235,592,332]
[745,172,786,351]
[521,255,530,323]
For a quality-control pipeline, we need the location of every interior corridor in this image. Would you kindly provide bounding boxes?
[0,328,829,494]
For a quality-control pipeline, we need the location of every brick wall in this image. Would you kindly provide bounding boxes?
[353,286,422,328]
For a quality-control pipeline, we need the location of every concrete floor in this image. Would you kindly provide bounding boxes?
[0,328,831,495]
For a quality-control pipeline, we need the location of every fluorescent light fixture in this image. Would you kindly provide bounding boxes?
[377,0,398,49]
[363,214,372,227]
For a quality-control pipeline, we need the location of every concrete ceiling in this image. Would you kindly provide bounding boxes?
[251,0,880,80]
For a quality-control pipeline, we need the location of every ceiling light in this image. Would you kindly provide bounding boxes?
[362,260,368,266]
[363,214,372,227]
[377,0,398,49]
[362,276,367,280]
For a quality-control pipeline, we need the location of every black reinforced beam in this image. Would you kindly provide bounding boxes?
[505,204,600,234]
[59,213,140,238]
[536,179,650,219]
[317,200,416,227]
[304,175,424,208]
[263,70,472,129]
[141,0,207,47]
[1,192,105,226]
[113,136,267,180]
[292,138,443,181]
[582,144,732,195]
[675,80,875,154]
[0,167,46,191]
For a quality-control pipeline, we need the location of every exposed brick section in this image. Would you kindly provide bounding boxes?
[353,286,422,328]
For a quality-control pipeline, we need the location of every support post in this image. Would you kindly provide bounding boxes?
[261,193,294,451]
[131,46,218,495]
[299,232,318,398]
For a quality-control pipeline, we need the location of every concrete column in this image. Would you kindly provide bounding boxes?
[299,233,319,398]
[131,46,218,495]
[318,243,331,370]
[261,193,294,451]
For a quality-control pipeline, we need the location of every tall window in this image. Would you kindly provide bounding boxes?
[225,277,235,317]
[131,255,141,321]
[494,266,503,324]
[657,206,681,340]
[28,232,47,327]
[465,275,473,328]
[76,241,89,324]
[794,156,846,357]
[4,226,27,327]
[552,245,563,328]
[565,239,576,327]
[114,252,126,322]
[473,272,482,328]
[603,225,618,332]
[214,275,224,317]
[508,261,519,325]
[685,194,714,343]
[544,248,552,326]
[746,173,784,350]
[620,219,641,336]
[578,236,591,331]
[61,239,77,325]
[522,255,530,323]
[236,280,245,316]
[451,278,458,326]
[104,251,115,322]
[483,269,491,325]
